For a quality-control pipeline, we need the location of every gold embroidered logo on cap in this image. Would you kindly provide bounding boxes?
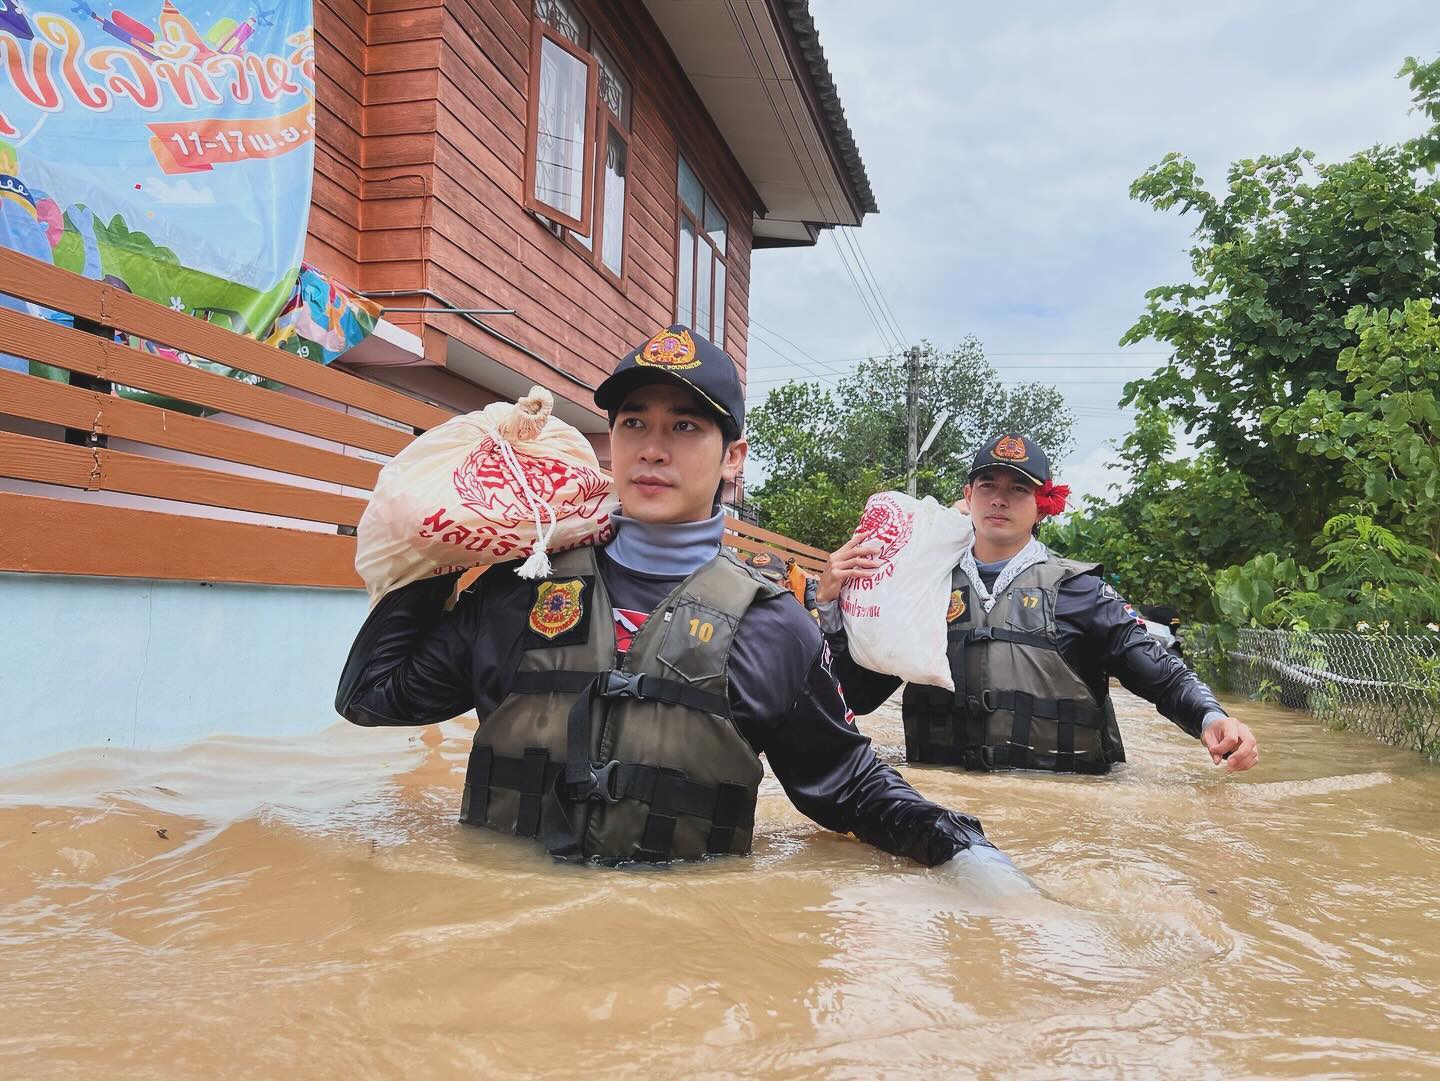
[636,328,700,370]
[993,435,1029,463]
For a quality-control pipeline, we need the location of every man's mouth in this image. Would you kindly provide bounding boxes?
[631,475,673,493]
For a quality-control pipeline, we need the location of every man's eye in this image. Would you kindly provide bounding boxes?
[675,420,697,432]
[622,417,643,429]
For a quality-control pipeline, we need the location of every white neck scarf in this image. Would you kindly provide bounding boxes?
[959,537,1049,613]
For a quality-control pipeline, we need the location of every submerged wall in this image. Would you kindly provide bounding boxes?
[1,574,372,768]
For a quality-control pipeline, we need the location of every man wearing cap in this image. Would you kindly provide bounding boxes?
[815,434,1259,775]
[335,326,1004,869]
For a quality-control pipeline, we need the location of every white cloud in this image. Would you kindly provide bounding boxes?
[1057,443,1124,509]
[750,0,1432,474]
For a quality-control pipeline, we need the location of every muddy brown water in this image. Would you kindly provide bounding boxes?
[3,690,1439,1080]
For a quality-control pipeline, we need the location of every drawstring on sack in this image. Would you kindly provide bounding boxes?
[495,387,559,579]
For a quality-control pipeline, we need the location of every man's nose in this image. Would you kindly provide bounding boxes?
[639,436,670,463]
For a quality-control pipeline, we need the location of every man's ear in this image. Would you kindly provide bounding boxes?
[962,481,974,503]
[721,437,748,483]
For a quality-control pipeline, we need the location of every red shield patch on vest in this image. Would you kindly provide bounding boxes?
[946,589,967,623]
[530,579,585,639]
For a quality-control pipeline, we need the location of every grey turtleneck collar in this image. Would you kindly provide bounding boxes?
[605,508,725,576]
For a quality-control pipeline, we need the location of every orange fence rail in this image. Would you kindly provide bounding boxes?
[0,249,824,588]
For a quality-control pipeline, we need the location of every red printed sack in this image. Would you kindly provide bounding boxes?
[356,386,617,602]
[839,492,973,690]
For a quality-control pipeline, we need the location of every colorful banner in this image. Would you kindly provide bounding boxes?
[264,261,382,366]
[0,0,321,400]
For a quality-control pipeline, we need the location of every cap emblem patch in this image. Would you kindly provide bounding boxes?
[993,435,1029,463]
[636,329,700,370]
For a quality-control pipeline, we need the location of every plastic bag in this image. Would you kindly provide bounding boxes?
[356,386,618,602]
[839,492,973,690]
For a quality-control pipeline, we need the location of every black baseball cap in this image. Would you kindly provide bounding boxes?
[968,433,1051,486]
[594,325,744,438]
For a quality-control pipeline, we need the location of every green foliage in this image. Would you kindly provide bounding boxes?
[1081,54,1440,632]
[749,466,893,554]
[1118,59,1440,546]
[1212,514,1440,631]
[1042,404,1289,618]
[747,341,1074,549]
[1267,299,1440,553]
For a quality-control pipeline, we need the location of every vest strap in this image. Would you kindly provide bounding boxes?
[461,746,560,835]
[516,747,552,837]
[513,670,730,719]
[706,782,749,855]
[983,689,1105,725]
[460,744,493,825]
[636,766,687,862]
[1008,691,1035,770]
[1055,699,1077,773]
[559,761,749,861]
[557,669,731,792]
[953,626,1058,651]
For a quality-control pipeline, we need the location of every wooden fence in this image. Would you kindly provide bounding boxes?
[0,250,824,586]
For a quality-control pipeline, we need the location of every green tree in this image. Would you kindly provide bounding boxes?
[1118,58,1440,548]
[1268,300,1440,556]
[747,341,1074,550]
[1043,404,1290,618]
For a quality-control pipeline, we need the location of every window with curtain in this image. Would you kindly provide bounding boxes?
[526,1,631,282]
[675,155,727,347]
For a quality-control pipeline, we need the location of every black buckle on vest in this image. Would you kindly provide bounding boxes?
[600,670,647,700]
[967,627,996,643]
[568,759,623,803]
[965,690,997,713]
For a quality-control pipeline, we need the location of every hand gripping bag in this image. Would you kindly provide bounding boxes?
[839,492,974,690]
[356,386,618,603]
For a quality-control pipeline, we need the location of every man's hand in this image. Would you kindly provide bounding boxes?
[1201,716,1259,772]
[816,532,884,605]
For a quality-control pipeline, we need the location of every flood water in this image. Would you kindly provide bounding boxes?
[3,689,1439,1080]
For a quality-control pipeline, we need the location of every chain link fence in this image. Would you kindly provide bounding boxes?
[1185,626,1440,760]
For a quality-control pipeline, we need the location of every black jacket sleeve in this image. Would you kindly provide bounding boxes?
[335,572,481,727]
[766,646,989,866]
[727,600,990,867]
[1066,577,1225,738]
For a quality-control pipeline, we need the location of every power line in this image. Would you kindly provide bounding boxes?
[747,323,860,386]
[729,1,902,354]
[827,230,902,353]
[838,226,908,346]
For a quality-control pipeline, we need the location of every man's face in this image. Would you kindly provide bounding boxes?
[964,468,1040,548]
[609,381,746,524]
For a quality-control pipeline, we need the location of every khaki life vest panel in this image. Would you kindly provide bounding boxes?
[459,546,783,863]
[901,557,1124,774]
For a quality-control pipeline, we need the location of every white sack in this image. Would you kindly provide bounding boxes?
[839,492,974,691]
[356,386,618,603]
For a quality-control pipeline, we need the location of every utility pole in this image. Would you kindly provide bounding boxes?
[904,345,921,497]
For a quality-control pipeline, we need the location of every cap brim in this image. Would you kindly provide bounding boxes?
[969,462,1045,486]
[595,367,735,427]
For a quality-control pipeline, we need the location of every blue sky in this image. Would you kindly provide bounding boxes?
[746,0,1436,505]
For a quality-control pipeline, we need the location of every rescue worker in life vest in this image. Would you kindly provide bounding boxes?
[335,326,1000,866]
[815,434,1260,774]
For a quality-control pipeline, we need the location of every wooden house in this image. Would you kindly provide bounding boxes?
[0,0,871,763]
